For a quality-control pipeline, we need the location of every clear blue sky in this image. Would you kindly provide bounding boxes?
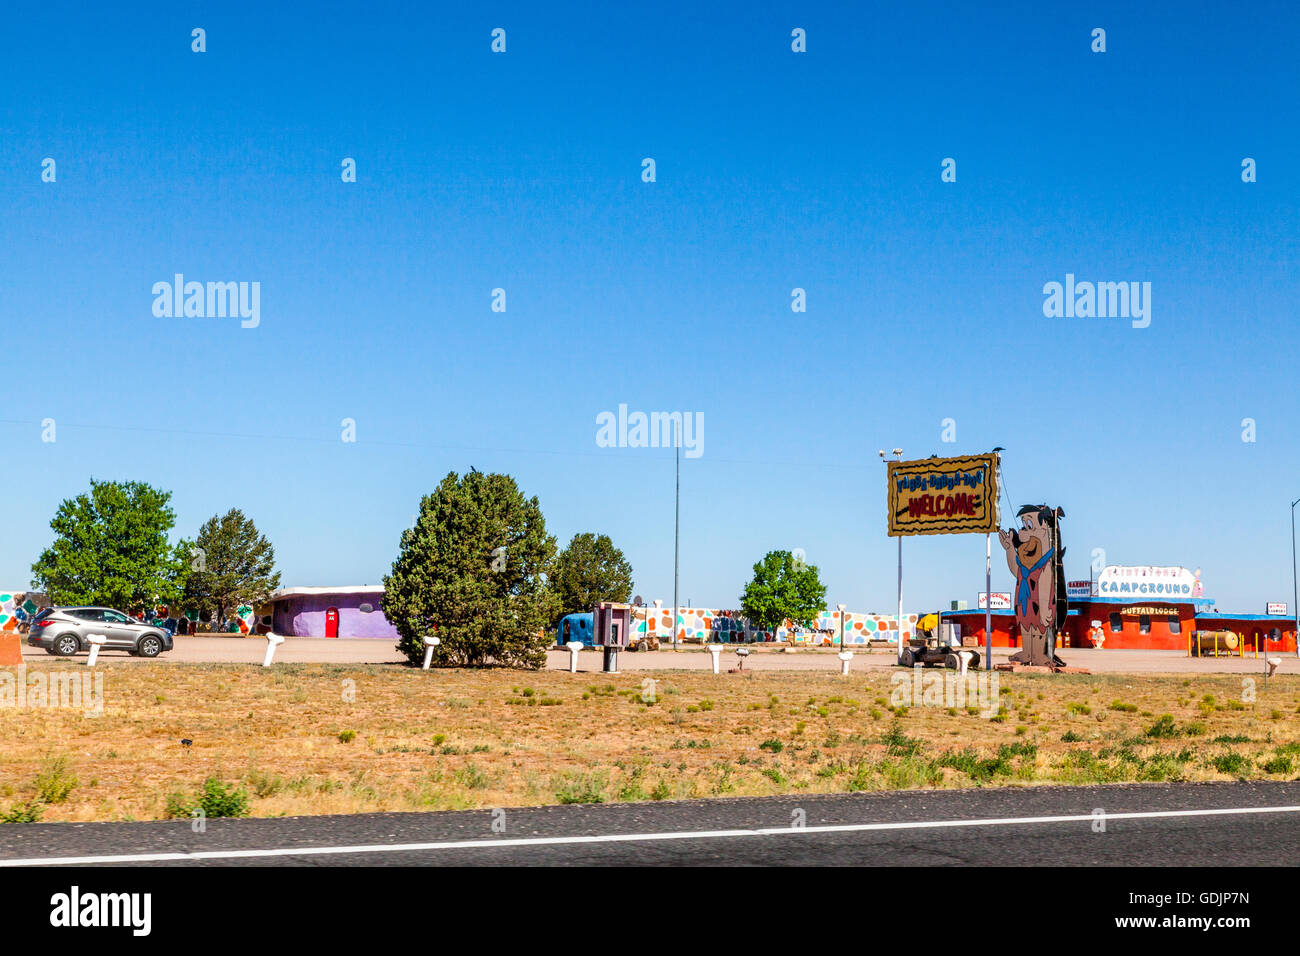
[2,1,1297,615]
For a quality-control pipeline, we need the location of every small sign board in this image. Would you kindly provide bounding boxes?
[1266,602,1288,616]
[977,592,1012,610]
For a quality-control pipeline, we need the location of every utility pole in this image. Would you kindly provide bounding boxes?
[985,531,993,671]
[673,438,680,652]
[1292,497,1299,658]
[880,448,904,663]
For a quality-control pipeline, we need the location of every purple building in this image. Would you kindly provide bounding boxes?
[269,586,399,639]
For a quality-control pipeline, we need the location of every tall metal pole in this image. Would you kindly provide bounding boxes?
[895,450,904,664]
[673,438,679,652]
[1291,498,1299,658]
[897,532,904,663]
[985,532,993,671]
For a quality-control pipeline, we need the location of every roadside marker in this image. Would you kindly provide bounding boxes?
[86,634,106,667]
[262,633,284,667]
[421,636,441,670]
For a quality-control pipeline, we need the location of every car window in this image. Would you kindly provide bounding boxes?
[73,609,105,622]
[103,611,129,624]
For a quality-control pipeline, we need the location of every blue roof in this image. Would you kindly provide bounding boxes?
[1197,612,1292,621]
[1079,595,1217,607]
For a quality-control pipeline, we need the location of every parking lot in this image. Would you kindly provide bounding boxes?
[17,635,1299,675]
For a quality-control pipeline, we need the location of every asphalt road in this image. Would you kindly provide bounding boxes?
[2,782,1297,866]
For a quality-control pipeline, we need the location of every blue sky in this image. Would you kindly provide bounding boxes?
[1,1,1297,615]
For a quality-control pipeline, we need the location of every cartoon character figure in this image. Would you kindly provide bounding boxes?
[998,504,1068,667]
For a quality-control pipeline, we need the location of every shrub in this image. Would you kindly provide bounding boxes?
[1211,753,1250,776]
[337,730,356,743]
[1145,714,1179,739]
[555,772,607,804]
[34,756,77,804]
[881,723,923,757]
[198,778,251,818]
[0,801,42,823]
[1262,755,1294,775]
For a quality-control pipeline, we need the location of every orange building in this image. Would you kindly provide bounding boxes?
[943,597,1296,654]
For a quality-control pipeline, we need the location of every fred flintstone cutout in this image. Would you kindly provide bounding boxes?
[999,504,1069,668]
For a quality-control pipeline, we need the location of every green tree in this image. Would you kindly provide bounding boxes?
[551,532,634,621]
[31,479,190,610]
[183,508,282,630]
[383,471,559,668]
[739,550,828,638]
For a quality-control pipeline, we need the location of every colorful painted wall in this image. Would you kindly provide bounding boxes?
[632,606,919,645]
[1,591,49,632]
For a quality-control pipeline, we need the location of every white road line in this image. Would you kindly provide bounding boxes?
[3,804,1299,866]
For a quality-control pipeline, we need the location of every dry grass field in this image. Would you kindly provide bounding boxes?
[2,661,1299,822]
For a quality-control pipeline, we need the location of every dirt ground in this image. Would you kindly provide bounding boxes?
[1,658,1297,822]
[20,636,1299,676]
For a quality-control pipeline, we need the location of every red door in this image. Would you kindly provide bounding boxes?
[325,607,339,638]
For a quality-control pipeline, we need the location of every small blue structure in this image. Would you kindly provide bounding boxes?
[556,613,594,647]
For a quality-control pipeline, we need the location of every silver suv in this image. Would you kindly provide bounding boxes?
[27,607,173,658]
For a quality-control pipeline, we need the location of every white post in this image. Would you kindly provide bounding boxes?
[566,641,583,673]
[958,649,974,676]
[262,633,285,667]
[86,633,106,667]
[421,636,441,670]
[707,644,724,675]
[837,650,853,675]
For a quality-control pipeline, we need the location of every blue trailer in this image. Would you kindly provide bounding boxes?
[555,613,594,647]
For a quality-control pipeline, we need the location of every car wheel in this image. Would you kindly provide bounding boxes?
[900,646,915,668]
[137,635,163,658]
[53,634,80,657]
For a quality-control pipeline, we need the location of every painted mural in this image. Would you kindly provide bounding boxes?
[0,592,252,637]
[0,591,49,633]
[629,605,919,645]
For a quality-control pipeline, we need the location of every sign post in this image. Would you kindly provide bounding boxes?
[984,533,992,671]
[886,451,1001,666]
